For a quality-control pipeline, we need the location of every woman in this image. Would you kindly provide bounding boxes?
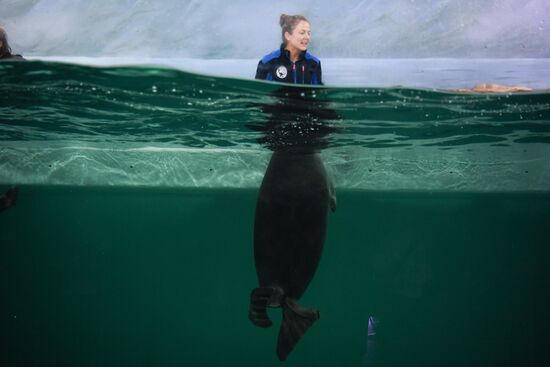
[255,14,322,85]
[249,14,334,362]
[0,27,24,61]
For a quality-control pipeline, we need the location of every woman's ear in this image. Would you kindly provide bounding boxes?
[284,31,291,42]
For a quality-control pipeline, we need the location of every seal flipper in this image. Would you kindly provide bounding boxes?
[248,287,284,328]
[276,298,320,361]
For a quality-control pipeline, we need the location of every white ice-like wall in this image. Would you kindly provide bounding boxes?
[1,0,549,58]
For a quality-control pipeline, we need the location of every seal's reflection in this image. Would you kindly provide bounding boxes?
[247,86,339,361]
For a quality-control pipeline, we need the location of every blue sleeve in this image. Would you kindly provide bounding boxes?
[315,61,323,85]
[255,61,272,80]
[310,61,323,85]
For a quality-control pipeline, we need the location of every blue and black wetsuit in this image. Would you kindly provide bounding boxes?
[255,44,322,85]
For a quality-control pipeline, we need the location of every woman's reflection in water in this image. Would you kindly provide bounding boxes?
[247,86,339,361]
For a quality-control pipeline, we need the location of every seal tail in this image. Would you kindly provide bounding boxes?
[276,298,320,361]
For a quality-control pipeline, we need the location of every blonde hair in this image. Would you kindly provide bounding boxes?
[279,14,309,45]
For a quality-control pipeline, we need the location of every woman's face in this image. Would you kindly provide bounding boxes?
[285,21,311,52]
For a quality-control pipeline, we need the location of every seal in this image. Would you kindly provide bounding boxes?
[249,151,336,361]
[0,187,18,213]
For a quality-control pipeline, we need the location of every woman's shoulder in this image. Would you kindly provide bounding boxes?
[303,52,320,65]
[259,49,282,64]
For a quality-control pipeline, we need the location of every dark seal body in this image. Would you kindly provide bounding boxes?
[250,151,335,360]
[254,152,330,296]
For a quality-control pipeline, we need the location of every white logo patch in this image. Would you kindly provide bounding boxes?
[276,66,288,79]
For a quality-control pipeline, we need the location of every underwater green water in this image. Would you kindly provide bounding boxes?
[1,185,549,366]
[1,60,550,365]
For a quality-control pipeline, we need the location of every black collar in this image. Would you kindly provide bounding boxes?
[280,44,306,62]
